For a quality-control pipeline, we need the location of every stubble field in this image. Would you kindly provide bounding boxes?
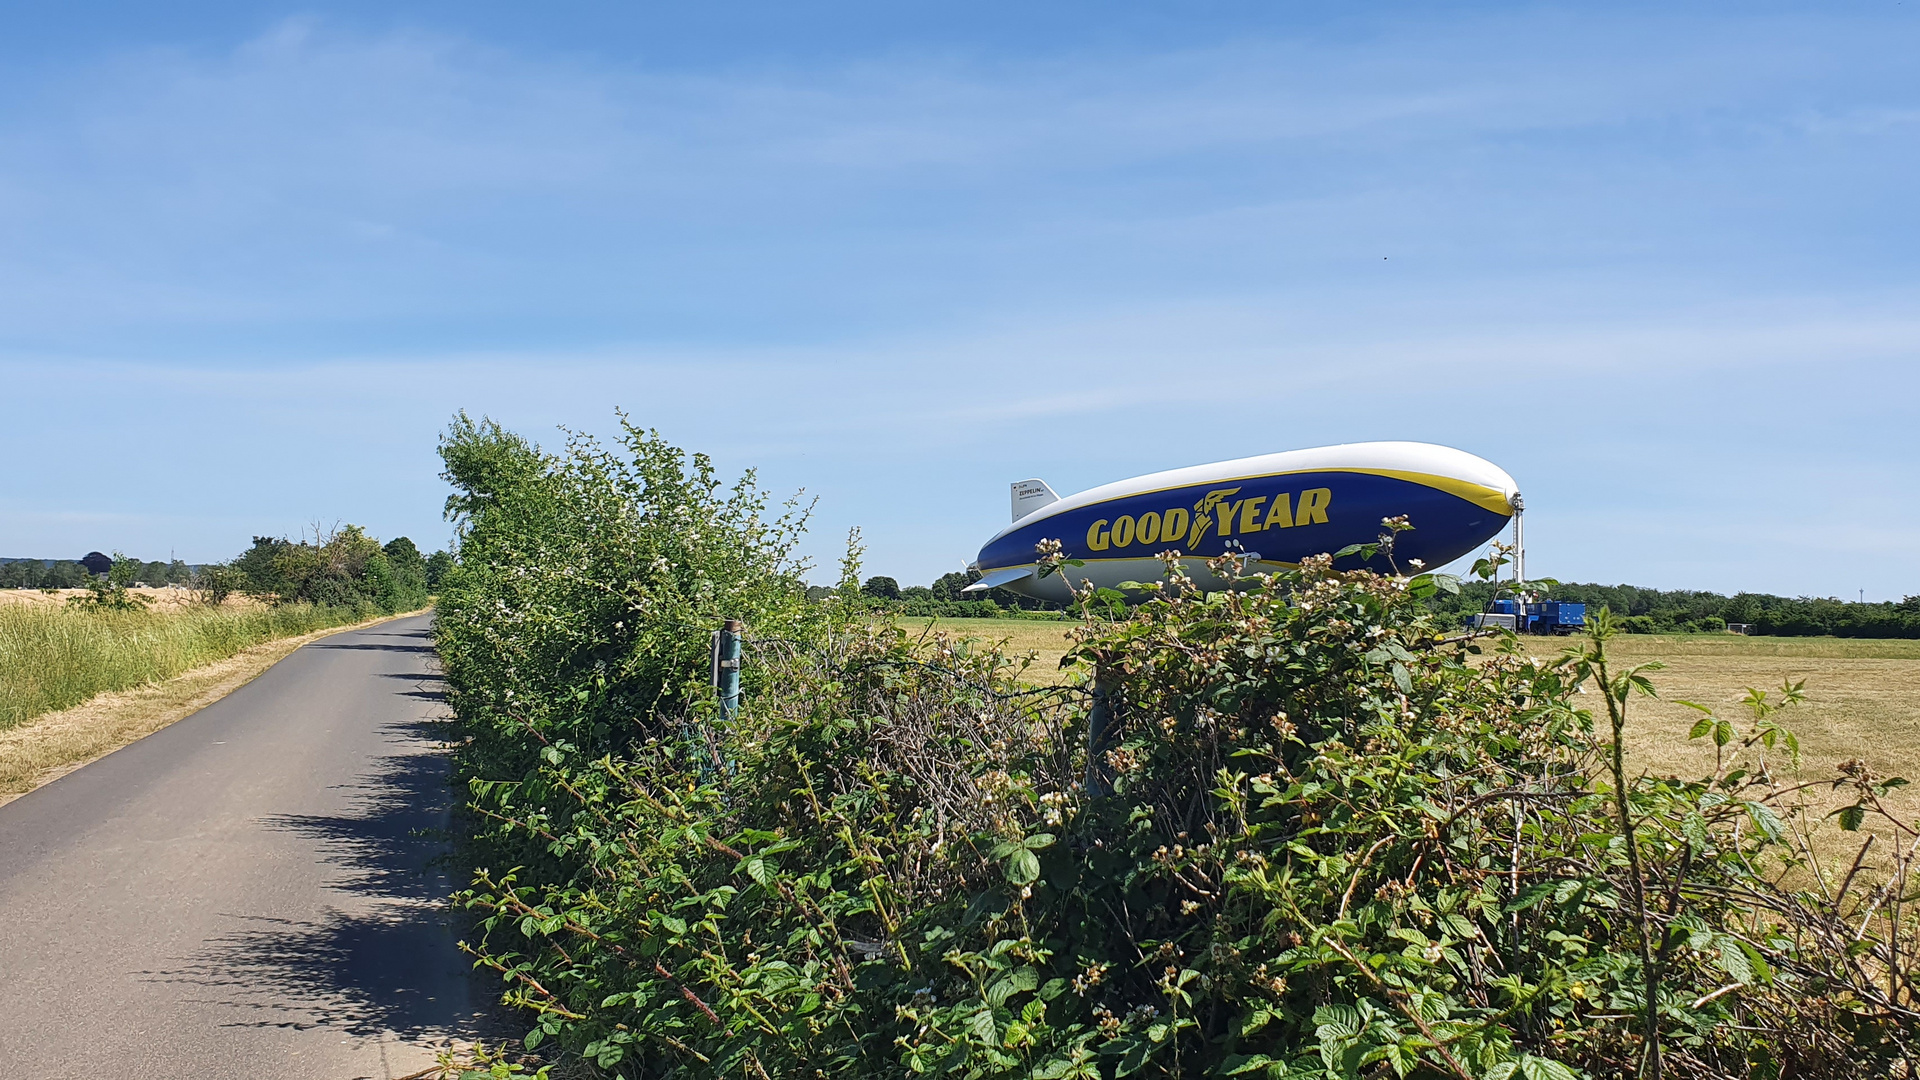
[896,616,1920,827]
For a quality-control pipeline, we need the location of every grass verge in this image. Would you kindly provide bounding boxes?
[0,600,379,730]
[0,609,423,806]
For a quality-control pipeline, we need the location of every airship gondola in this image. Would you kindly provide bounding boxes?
[965,442,1519,603]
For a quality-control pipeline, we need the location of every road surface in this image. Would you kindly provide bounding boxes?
[0,614,505,1079]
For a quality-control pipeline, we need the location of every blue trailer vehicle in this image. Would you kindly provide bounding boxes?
[1470,598,1586,635]
[1528,601,1587,635]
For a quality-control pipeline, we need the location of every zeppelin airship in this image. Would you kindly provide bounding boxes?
[965,442,1519,603]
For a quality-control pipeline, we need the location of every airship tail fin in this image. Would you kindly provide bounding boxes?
[963,566,1035,593]
[1011,479,1059,522]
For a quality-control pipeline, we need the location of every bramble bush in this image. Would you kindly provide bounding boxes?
[437,419,1919,1079]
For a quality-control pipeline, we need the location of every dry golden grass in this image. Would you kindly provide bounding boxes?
[896,618,1920,825]
[0,586,244,611]
[1571,634,1920,830]
[895,616,1079,682]
[0,611,418,806]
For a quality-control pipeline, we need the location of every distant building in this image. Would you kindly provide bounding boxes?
[80,551,112,577]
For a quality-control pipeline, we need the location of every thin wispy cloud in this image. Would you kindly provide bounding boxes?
[1,3,1916,597]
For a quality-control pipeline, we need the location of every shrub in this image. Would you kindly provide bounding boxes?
[440,424,1920,1079]
[68,552,151,612]
[435,411,818,817]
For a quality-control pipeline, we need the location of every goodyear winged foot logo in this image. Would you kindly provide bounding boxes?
[1189,487,1241,548]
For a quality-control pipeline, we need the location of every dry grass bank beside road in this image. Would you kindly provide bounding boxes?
[0,610,424,805]
[0,599,376,729]
[897,617,1920,822]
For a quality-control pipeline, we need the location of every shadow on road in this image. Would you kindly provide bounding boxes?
[138,706,512,1041]
[312,626,439,655]
[311,641,438,654]
[374,671,449,704]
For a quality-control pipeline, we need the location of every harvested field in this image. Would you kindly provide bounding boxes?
[895,617,1920,825]
[0,586,228,611]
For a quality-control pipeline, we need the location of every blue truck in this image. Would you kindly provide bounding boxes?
[1470,598,1587,635]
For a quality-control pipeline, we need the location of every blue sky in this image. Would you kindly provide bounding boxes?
[2,2,1916,598]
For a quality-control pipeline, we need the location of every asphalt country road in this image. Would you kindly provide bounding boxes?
[0,614,503,1079]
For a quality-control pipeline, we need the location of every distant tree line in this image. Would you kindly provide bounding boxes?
[4,531,454,617]
[829,568,1920,636]
[1427,578,1920,637]
[0,557,192,590]
[802,570,1072,619]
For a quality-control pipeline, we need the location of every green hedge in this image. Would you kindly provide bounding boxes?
[436,418,1920,1079]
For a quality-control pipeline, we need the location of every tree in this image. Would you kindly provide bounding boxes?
[233,536,293,597]
[930,571,973,600]
[424,550,454,590]
[862,575,901,600]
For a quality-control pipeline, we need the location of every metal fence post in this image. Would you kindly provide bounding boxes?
[713,618,742,724]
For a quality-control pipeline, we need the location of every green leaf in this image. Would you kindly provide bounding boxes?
[1834,803,1866,831]
[1687,717,1714,740]
[1023,833,1057,850]
[1682,812,1711,849]
[1034,1054,1090,1079]
[1717,938,1755,984]
[986,966,1039,1006]
[744,856,774,887]
[1312,1004,1361,1039]
[1517,1056,1578,1080]
[1006,847,1041,885]
[1744,802,1787,843]
[1507,882,1556,912]
[968,1005,999,1043]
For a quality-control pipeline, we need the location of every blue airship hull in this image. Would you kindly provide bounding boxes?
[969,442,1517,602]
